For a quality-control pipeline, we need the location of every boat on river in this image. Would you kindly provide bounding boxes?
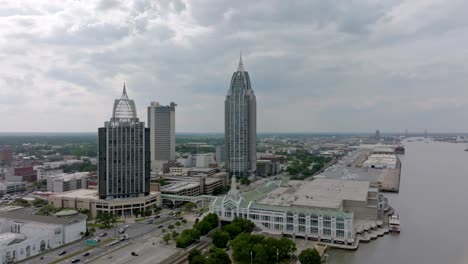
[389,214,400,233]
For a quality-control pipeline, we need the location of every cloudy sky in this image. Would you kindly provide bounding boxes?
[1,0,468,133]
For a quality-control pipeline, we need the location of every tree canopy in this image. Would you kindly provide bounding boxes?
[176,228,201,248]
[230,233,296,264]
[212,230,230,248]
[298,248,321,264]
[95,212,117,228]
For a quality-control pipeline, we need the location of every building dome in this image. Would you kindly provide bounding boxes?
[112,83,138,121]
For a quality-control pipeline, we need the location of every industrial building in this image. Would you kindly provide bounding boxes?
[210,177,390,246]
[0,207,86,263]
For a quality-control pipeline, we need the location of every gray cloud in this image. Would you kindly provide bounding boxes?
[0,0,468,133]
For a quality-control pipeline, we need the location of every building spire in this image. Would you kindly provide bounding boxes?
[237,51,245,72]
[228,175,239,199]
[121,82,129,100]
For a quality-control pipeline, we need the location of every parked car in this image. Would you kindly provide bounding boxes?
[83,252,90,257]
[131,252,138,256]
[124,224,130,228]
[118,228,125,234]
[58,250,67,256]
[99,232,107,237]
[71,259,80,263]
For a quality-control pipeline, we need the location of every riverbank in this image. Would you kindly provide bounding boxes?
[328,140,468,264]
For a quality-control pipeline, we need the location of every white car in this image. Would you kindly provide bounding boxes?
[124,224,130,228]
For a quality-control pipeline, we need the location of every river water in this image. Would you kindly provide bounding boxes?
[330,140,468,264]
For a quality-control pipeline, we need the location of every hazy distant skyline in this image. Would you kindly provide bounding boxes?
[1,0,468,133]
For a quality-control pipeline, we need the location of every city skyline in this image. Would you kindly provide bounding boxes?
[2,1,468,133]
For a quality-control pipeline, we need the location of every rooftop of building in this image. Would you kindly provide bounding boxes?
[49,189,160,203]
[372,146,395,153]
[363,154,398,166]
[257,160,273,164]
[0,233,27,247]
[49,172,89,181]
[256,179,370,209]
[51,188,99,200]
[161,182,200,193]
[0,207,87,225]
[188,168,216,172]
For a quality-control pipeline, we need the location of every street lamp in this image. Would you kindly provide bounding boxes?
[250,251,253,264]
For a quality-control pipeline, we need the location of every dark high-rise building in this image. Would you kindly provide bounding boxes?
[98,84,150,199]
[225,54,257,177]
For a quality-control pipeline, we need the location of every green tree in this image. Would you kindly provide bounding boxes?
[32,198,47,207]
[172,231,179,239]
[168,224,175,229]
[183,202,197,211]
[222,218,255,239]
[222,223,242,239]
[95,212,117,228]
[230,233,295,264]
[298,248,321,264]
[89,227,96,236]
[36,204,56,215]
[176,229,201,248]
[15,198,30,207]
[203,213,219,228]
[182,219,187,224]
[212,230,230,248]
[194,220,212,235]
[240,177,250,185]
[175,221,181,226]
[206,248,231,264]
[188,249,206,264]
[163,233,172,244]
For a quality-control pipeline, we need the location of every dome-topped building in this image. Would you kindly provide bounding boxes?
[98,84,150,199]
[112,84,138,122]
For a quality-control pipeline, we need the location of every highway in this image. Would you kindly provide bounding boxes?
[19,213,181,264]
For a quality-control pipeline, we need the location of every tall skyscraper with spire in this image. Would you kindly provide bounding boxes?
[225,54,257,177]
[98,84,150,199]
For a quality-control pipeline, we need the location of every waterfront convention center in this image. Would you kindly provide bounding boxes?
[210,176,392,247]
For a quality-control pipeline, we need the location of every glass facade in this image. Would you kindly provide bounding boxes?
[225,56,256,177]
[98,86,151,199]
